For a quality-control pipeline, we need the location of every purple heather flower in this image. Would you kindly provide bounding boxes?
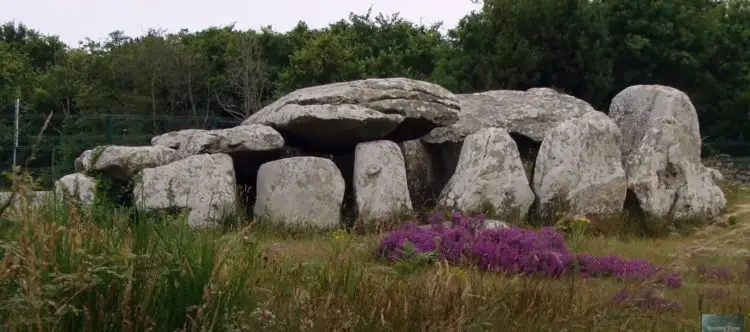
[662,272,683,288]
[376,212,683,287]
[426,212,445,226]
[612,287,681,311]
[697,264,735,282]
[704,288,730,299]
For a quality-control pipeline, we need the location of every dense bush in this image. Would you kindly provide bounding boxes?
[3,0,750,187]
[377,212,683,287]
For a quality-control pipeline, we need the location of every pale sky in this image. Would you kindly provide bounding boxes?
[2,0,481,47]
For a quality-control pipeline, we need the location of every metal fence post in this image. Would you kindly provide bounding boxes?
[13,98,19,168]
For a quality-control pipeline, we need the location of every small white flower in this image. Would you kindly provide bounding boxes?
[251,308,276,326]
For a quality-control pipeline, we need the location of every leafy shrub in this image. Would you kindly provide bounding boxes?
[728,215,738,225]
[376,212,682,287]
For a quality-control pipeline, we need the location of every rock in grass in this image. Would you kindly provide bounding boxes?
[55,173,97,205]
[609,85,726,220]
[534,111,627,218]
[133,153,238,228]
[254,157,345,228]
[354,140,413,221]
[438,128,535,221]
[75,145,181,183]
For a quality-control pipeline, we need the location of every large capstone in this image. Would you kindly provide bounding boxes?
[422,87,595,144]
[243,77,460,152]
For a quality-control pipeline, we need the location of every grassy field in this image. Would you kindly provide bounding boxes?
[1,177,749,331]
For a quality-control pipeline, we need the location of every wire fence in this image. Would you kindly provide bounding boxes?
[0,103,244,189]
[2,102,750,189]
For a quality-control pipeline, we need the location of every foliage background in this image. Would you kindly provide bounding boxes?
[1,0,749,187]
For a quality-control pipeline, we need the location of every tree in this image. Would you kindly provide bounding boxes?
[277,10,447,92]
[443,0,613,107]
[214,31,269,119]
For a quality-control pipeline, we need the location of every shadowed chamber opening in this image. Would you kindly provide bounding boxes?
[279,118,398,154]
[623,189,645,219]
[508,133,542,224]
[231,150,284,218]
[385,118,443,143]
[90,170,133,207]
[509,133,541,185]
[621,188,661,235]
[423,142,463,204]
[332,151,356,226]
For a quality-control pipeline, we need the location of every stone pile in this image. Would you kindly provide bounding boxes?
[54,78,726,229]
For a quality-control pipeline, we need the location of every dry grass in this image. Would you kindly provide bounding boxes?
[0,177,749,331]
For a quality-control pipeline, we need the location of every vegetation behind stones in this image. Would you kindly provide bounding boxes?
[2,0,750,188]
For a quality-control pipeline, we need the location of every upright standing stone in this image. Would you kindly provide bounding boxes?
[438,128,535,221]
[55,173,97,205]
[254,157,345,228]
[609,85,725,220]
[133,153,238,228]
[354,140,413,221]
[534,111,627,218]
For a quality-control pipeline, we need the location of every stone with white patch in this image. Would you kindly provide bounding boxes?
[438,128,535,221]
[609,85,726,220]
[133,153,238,228]
[534,111,627,218]
[75,145,180,183]
[55,173,97,205]
[254,157,345,228]
[354,140,413,221]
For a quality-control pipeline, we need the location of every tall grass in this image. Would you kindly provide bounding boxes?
[1,188,748,331]
[0,191,262,331]
[0,142,748,331]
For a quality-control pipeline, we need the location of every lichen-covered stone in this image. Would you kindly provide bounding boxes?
[423,87,595,144]
[534,111,627,217]
[151,124,284,157]
[354,140,413,221]
[55,173,97,205]
[243,77,460,151]
[438,128,535,221]
[609,85,726,220]
[133,153,238,228]
[75,145,181,183]
[254,157,345,228]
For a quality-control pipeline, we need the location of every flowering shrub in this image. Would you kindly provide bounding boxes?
[702,288,730,300]
[376,212,683,287]
[612,288,681,311]
[697,264,735,282]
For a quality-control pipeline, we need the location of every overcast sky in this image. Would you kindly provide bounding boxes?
[2,0,481,47]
